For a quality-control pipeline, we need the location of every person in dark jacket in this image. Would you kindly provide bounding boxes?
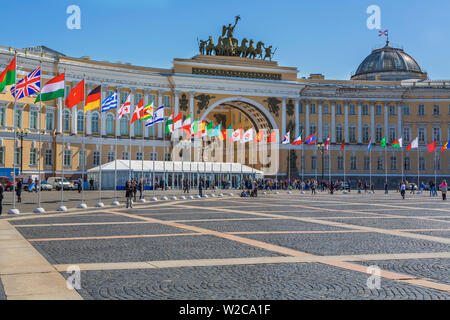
[199,177,204,197]
[16,178,22,203]
[0,182,4,215]
[132,179,137,202]
[125,181,133,208]
[138,179,144,200]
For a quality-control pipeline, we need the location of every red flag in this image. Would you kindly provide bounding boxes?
[131,98,144,123]
[254,130,263,142]
[340,142,346,151]
[267,130,277,143]
[65,79,85,108]
[427,141,436,152]
[325,135,330,151]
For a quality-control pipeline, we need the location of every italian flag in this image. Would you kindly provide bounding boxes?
[35,73,65,103]
[166,113,174,134]
[0,57,16,93]
[392,138,402,148]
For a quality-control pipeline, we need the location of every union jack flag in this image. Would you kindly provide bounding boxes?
[378,29,388,37]
[10,67,41,100]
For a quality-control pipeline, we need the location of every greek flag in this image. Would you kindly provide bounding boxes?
[101,91,117,112]
[145,105,165,126]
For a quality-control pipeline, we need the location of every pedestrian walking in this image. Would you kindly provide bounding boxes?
[138,179,144,200]
[199,177,204,197]
[384,182,388,194]
[89,178,94,190]
[400,181,406,200]
[0,182,4,215]
[77,177,82,193]
[16,178,22,203]
[125,181,133,208]
[440,180,447,201]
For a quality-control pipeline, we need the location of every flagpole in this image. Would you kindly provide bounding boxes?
[369,142,372,191]
[57,69,67,212]
[140,112,145,202]
[78,75,87,208]
[417,147,420,191]
[9,52,19,214]
[434,147,437,187]
[385,142,387,188]
[34,60,44,213]
[112,87,119,206]
[128,92,132,183]
[96,83,104,207]
[343,147,346,193]
[402,146,404,183]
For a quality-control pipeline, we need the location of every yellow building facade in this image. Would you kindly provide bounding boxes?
[0,41,449,188]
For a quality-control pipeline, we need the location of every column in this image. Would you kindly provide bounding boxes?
[281,97,287,138]
[370,102,375,143]
[294,98,300,137]
[158,90,164,138]
[384,103,388,143]
[144,90,150,138]
[357,101,362,144]
[101,86,107,136]
[130,89,135,137]
[344,102,349,143]
[398,102,402,139]
[318,100,323,142]
[305,100,310,137]
[189,91,195,121]
[57,98,63,134]
[331,102,336,143]
[71,105,77,135]
[115,90,121,137]
[174,90,180,115]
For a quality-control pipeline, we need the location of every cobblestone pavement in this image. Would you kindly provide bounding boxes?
[1,191,450,300]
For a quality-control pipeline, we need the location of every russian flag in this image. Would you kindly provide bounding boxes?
[304,133,316,145]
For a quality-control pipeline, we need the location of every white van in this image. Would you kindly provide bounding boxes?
[47,177,73,190]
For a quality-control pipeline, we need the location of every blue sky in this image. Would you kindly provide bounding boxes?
[3,0,449,79]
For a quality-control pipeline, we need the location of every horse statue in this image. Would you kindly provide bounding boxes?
[236,38,248,58]
[206,36,215,55]
[247,40,256,59]
[255,41,265,59]
[199,39,207,55]
[223,37,234,56]
[215,36,224,56]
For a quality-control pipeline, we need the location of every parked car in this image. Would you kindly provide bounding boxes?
[0,176,15,191]
[408,183,418,191]
[40,180,53,191]
[47,177,73,190]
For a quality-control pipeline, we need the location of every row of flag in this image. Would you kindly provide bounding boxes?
[1,58,450,151]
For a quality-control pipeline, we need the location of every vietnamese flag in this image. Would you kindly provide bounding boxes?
[0,57,16,93]
[65,79,85,108]
[427,141,436,152]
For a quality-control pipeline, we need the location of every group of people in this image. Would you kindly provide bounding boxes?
[124,178,144,208]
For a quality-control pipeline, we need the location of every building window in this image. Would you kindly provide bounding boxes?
[77,111,84,133]
[375,127,383,143]
[91,113,99,134]
[14,109,22,128]
[364,156,370,170]
[350,156,357,170]
[149,94,156,105]
[93,151,100,166]
[362,125,369,142]
[323,123,329,139]
[336,125,343,142]
[336,104,342,115]
[135,93,142,105]
[337,156,343,170]
[150,152,157,161]
[375,105,382,116]
[165,153,171,161]
[349,126,356,142]
[134,121,142,136]
[389,127,396,142]
[78,150,86,167]
[418,128,425,143]
[14,147,21,166]
[0,146,4,166]
[309,103,316,114]
[403,105,410,116]
[390,156,397,170]
[433,127,441,142]
[136,152,143,161]
[0,107,6,127]
[299,123,304,136]
[148,125,155,137]
[323,104,329,114]
[418,104,425,116]
[120,116,129,135]
[29,148,37,166]
[45,149,52,166]
[433,104,440,116]
[403,127,411,142]
[29,110,38,129]
[107,90,114,98]
[404,157,411,171]
[163,95,171,108]
[419,157,425,170]
[122,152,129,160]
[389,105,396,116]
[362,104,369,115]
[63,149,72,167]
[377,156,384,170]
[311,156,317,170]
[106,114,114,135]
[63,110,70,131]
[349,104,355,115]
[309,123,316,135]
[121,91,129,105]
[45,111,54,131]
[107,152,115,162]
[434,156,441,170]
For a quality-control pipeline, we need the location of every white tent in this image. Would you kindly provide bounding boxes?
[87,160,263,190]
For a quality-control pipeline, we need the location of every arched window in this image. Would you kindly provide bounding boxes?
[134,120,142,136]
[63,110,70,132]
[77,111,84,133]
[106,114,114,135]
[92,113,99,134]
[120,116,129,135]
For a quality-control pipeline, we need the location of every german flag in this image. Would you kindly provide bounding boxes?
[84,85,101,113]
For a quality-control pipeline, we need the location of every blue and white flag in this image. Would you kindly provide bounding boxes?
[145,105,165,126]
[101,91,117,112]
[368,139,372,151]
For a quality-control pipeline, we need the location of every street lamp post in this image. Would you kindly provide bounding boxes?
[16,129,28,175]
[317,143,325,184]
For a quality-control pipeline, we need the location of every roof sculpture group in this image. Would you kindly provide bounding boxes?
[198,16,276,60]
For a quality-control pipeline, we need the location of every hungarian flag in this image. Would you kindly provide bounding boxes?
[131,98,144,123]
[340,142,346,151]
[406,137,418,151]
[84,85,101,113]
[427,141,436,152]
[267,130,277,143]
[0,57,15,93]
[292,133,302,145]
[381,137,387,148]
[65,79,85,108]
[392,138,402,148]
[35,73,64,103]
